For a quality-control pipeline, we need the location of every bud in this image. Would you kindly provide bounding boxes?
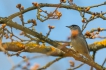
[48,25,55,29]
[100,28,103,31]
[20,6,24,10]
[96,32,99,34]
[39,9,42,12]
[32,2,39,7]
[22,56,26,59]
[27,19,31,23]
[69,60,74,67]
[1,24,6,29]
[32,19,37,26]
[10,33,13,38]
[85,7,90,12]
[19,15,22,18]
[6,35,9,39]
[92,36,95,39]
[97,27,101,32]
[85,31,91,36]
[20,31,24,35]
[60,0,66,3]
[91,15,95,19]
[16,4,21,8]
[82,18,85,23]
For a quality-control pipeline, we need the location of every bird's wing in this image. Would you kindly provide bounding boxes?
[80,35,90,53]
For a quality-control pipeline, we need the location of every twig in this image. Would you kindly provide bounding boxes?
[102,58,106,67]
[11,55,47,70]
[19,6,25,26]
[87,1,106,8]
[89,28,106,33]
[0,44,11,56]
[68,63,84,70]
[0,31,12,56]
[24,34,37,41]
[51,2,62,15]
[5,29,23,41]
[6,56,15,67]
[82,16,97,32]
[37,2,62,22]
[46,28,51,37]
[93,51,96,61]
[55,40,70,43]
[38,57,62,70]
[79,11,87,31]
[6,3,106,21]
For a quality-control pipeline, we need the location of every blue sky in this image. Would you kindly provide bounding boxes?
[0,0,106,70]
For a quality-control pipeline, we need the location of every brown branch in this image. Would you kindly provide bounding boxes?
[89,39,106,51]
[5,20,60,48]
[5,3,106,21]
[0,42,64,56]
[0,38,106,54]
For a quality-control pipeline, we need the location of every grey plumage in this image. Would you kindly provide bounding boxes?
[66,25,92,60]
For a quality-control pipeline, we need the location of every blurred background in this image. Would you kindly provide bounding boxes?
[0,0,106,70]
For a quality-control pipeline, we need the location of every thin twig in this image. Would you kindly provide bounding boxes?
[46,29,51,37]
[19,8,25,26]
[11,55,47,70]
[38,57,62,70]
[89,28,106,33]
[6,56,15,67]
[102,58,106,67]
[92,51,96,61]
[68,63,84,70]
[87,1,106,8]
[82,16,97,32]
[0,31,12,56]
[6,29,23,41]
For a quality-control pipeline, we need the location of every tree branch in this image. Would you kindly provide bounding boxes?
[0,42,64,56]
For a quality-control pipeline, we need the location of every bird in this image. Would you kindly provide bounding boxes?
[66,24,92,60]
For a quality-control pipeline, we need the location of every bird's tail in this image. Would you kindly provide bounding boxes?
[85,54,94,70]
[85,54,93,61]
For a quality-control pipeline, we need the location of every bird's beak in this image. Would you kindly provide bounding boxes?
[66,26,70,28]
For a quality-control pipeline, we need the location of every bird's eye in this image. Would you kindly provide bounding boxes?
[70,26,73,29]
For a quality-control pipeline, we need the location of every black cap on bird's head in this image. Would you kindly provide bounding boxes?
[66,25,80,30]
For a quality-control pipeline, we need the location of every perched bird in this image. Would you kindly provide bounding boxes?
[66,24,92,60]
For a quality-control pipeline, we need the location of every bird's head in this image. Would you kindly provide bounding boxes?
[66,25,82,37]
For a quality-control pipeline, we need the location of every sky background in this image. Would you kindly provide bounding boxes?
[0,0,106,70]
